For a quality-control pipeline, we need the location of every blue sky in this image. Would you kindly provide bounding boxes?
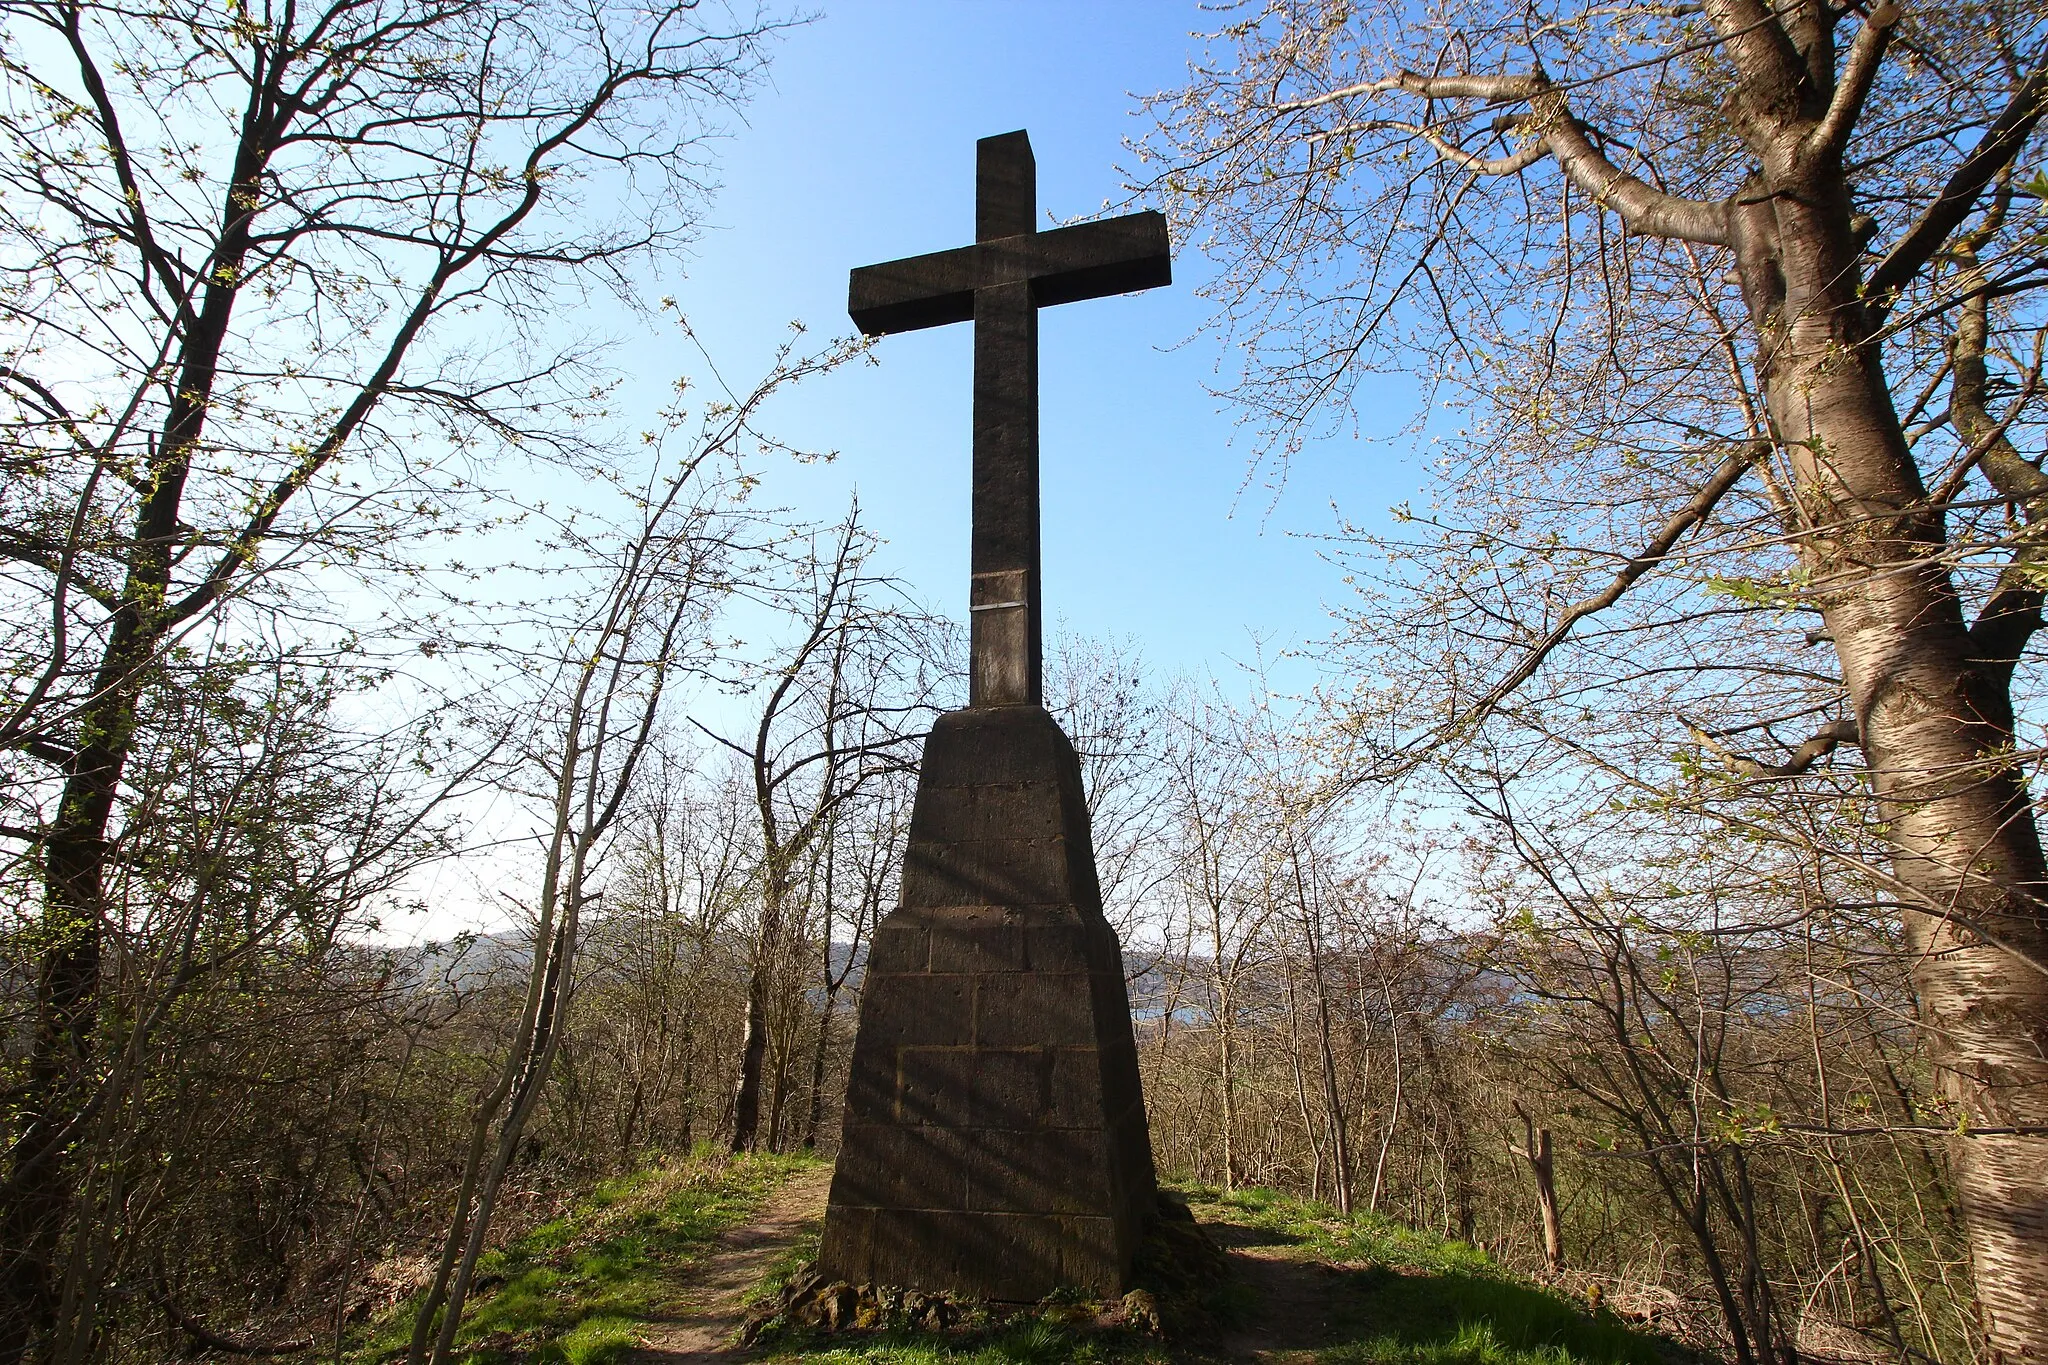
[391,3,1441,938]
[637,0,1420,694]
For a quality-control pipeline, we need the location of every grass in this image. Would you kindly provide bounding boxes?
[1179,1183,1675,1365]
[1193,1184,1498,1276]
[758,1184,1676,1365]
[353,1162,1675,1365]
[351,1146,817,1364]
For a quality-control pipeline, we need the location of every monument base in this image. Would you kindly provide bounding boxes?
[817,704,1156,1300]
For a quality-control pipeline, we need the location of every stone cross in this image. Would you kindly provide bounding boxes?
[848,130,1171,706]
[821,129,1169,1300]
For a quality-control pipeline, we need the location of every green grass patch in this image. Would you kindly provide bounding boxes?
[533,1313,639,1365]
[357,1147,817,1363]
[1176,1183,1673,1365]
[364,1167,1668,1365]
[1188,1184,1497,1277]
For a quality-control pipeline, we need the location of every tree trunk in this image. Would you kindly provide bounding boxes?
[1304,927,1353,1213]
[1369,976,1404,1214]
[677,1046,696,1149]
[4,589,171,1365]
[1732,159,2048,1359]
[730,979,772,1153]
[802,988,838,1149]
[1512,1106,1563,1273]
[730,870,786,1153]
[619,1078,646,1159]
[2,110,279,1354]
[1216,981,1239,1193]
[766,1021,793,1153]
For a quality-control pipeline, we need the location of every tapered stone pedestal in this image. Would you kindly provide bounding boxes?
[818,704,1156,1300]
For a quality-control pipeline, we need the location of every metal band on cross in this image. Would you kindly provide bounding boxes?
[848,130,1172,707]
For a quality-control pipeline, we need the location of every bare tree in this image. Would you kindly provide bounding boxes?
[1140,0,2048,1349]
[407,334,846,1364]
[708,506,939,1153]
[582,752,756,1158]
[799,767,911,1150]
[1289,838,1356,1214]
[1046,632,1174,939]
[0,0,785,1353]
[1161,690,1290,1191]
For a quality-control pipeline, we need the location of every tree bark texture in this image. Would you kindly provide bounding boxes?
[1729,134,2048,1359]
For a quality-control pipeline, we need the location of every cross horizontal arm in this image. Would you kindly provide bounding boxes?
[848,211,1171,336]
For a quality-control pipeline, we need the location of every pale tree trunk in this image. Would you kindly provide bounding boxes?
[1729,150,2048,1356]
[1281,957,1326,1200]
[1314,993,1352,1215]
[1292,846,1353,1212]
[1369,973,1404,1215]
[426,917,580,1365]
[1695,37,2048,1354]
[766,994,796,1150]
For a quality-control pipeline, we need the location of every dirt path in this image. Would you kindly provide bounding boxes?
[1206,1219,1359,1364]
[627,1164,833,1363]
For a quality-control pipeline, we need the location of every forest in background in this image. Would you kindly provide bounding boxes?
[3,0,2043,1361]
[0,617,1977,1365]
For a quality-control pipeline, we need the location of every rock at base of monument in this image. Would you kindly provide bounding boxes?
[819,705,1157,1301]
[749,1195,1224,1351]
[740,1270,960,1345]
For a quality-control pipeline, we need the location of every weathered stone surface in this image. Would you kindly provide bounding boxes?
[844,129,1170,708]
[819,706,1156,1300]
[824,128,1167,1304]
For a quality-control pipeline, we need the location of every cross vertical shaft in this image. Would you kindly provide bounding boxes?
[970,132,1040,706]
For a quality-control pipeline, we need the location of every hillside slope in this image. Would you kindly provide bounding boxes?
[348,1159,1685,1365]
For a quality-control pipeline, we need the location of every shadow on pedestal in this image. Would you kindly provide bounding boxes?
[817,704,1156,1300]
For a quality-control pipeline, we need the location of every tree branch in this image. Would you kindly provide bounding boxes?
[149,1276,312,1358]
[1541,102,1731,243]
[169,57,643,627]
[1684,716,1860,776]
[1415,124,1553,177]
[1866,65,2048,300]
[1351,72,1731,244]
[1435,441,1767,746]
[48,8,197,328]
[1949,187,2048,699]
[1807,1,1900,160]
[1273,71,1544,115]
